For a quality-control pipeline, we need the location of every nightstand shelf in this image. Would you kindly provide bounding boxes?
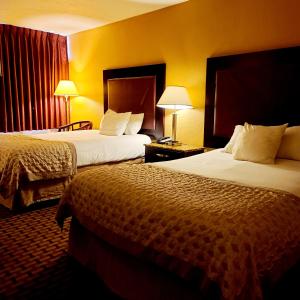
[145,143,204,163]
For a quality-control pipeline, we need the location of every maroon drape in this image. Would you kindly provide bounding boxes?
[0,24,69,132]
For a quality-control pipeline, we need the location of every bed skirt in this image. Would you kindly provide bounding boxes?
[0,177,70,210]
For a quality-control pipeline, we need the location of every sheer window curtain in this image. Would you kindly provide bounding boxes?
[0,24,69,132]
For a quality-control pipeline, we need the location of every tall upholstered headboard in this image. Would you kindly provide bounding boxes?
[103,64,166,139]
[204,46,300,148]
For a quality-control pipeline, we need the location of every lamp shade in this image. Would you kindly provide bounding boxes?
[157,86,192,110]
[54,80,79,97]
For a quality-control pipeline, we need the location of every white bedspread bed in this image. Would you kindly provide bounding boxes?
[29,130,151,167]
[155,148,300,198]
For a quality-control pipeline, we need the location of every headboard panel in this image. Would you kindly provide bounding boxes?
[204,46,300,148]
[103,64,166,139]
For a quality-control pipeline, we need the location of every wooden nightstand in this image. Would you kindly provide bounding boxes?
[145,143,204,163]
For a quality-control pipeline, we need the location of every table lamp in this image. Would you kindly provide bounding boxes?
[157,86,192,145]
[54,80,79,124]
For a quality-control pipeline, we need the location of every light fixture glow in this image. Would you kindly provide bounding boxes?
[157,86,192,110]
[54,80,79,97]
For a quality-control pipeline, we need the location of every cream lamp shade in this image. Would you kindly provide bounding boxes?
[156,86,192,110]
[54,80,79,125]
[157,86,192,145]
[54,80,79,97]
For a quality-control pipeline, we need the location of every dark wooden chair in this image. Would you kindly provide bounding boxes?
[58,121,93,132]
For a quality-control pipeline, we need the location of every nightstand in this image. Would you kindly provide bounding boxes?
[145,143,204,163]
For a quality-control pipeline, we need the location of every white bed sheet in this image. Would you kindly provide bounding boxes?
[29,130,151,167]
[154,149,300,198]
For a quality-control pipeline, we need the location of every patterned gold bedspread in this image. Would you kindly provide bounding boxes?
[0,134,77,205]
[56,164,300,300]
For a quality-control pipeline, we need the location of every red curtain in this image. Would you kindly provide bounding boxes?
[0,24,69,132]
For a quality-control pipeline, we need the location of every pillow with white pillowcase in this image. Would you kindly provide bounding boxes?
[232,122,287,164]
[277,126,300,161]
[125,113,144,135]
[99,109,131,136]
[224,125,243,153]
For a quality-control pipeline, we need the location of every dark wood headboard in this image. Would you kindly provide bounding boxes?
[103,64,166,139]
[204,46,300,148]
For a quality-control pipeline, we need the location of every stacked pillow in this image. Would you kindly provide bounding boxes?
[99,109,144,136]
[125,113,144,135]
[224,125,243,153]
[277,126,300,161]
[225,123,299,164]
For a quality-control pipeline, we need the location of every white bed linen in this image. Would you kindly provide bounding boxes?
[28,130,151,167]
[154,149,300,198]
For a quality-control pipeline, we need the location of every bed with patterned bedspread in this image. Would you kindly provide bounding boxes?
[56,162,300,300]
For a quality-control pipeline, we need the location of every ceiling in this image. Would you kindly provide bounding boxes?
[1,0,188,36]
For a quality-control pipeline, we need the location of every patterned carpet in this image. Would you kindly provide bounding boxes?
[0,203,119,300]
[0,203,299,300]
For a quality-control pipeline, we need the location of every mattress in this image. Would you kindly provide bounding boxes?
[154,148,300,198]
[29,130,151,167]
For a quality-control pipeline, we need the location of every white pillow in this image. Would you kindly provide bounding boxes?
[224,125,243,153]
[232,122,287,164]
[125,113,144,135]
[277,126,300,161]
[99,109,131,136]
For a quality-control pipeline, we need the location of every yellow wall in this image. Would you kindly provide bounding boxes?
[69,0,300,146]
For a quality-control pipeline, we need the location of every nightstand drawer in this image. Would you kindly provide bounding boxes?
[145,148,184,162]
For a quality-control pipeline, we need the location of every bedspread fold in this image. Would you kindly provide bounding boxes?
[56,164,300,300]
[0,134,77,203]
